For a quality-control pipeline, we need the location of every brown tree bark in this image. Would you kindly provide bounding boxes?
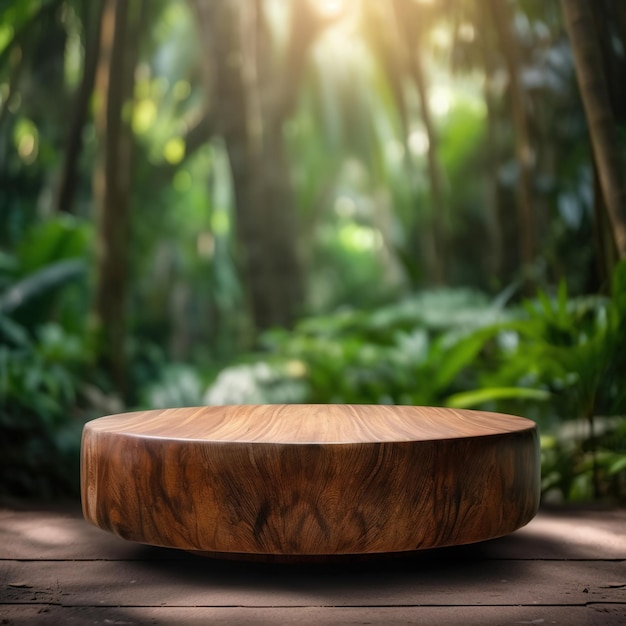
[489,0,536,272]
[562,0,626,260]
[391,0,447,286]
[481,43,504,285]
[92,0,143,397]
[592,159,617,290]
[191,0,326,332]
[56,0,105,214]
[410,46,447,286]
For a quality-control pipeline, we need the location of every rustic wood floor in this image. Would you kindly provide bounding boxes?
[1,504,625,625]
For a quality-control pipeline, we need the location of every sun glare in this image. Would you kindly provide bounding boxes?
[429,87,451,117]
[408,129,429,156]
[317,0,345,18]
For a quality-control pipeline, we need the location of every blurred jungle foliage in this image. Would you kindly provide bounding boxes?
[1,0,625,503]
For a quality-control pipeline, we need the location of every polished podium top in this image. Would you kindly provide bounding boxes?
[85,404,536,444]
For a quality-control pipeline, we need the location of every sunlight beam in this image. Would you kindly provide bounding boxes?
[316,0,345,18]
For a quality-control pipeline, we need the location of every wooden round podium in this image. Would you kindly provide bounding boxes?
[81,405,540,561]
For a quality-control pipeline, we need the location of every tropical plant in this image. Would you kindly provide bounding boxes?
[207,288,508,406]
[0,317,91,498]
[460,261,626,500]
[0,216,93,499]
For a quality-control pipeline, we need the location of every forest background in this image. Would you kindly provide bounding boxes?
[1,0,625,504]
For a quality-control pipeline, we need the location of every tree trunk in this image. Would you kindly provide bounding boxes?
[410,40,447,286]
[392,0,447,286]
[592,158,617,290]
[481,46,503,286]
[56,0,105,214]
[92,0,142,398]
[562,0,626,259]
[489,0,536,273]
[191,0,315,333]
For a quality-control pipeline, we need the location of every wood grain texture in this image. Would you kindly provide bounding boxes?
[81,405,540,558]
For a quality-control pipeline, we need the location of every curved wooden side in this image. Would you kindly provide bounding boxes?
[81,419,539,557]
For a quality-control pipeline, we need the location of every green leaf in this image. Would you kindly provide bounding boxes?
[432,327,497,392]
[445,387,551,409]
[608,455,626,476]
[0,315,31,347]
[0,259,85,314]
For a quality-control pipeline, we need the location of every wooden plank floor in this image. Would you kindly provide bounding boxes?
[0,504,625,624]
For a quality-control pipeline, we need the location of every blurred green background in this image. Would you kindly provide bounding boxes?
[1,0,625,503]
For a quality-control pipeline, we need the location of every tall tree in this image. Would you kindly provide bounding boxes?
[562,0,626,260]
[361,1,447,286]
[191,0,330,332]
[56,0,105,214]
[92,0,144,397]
[481,45,504,284]
[488,0,536,274]
[391,0,448,286]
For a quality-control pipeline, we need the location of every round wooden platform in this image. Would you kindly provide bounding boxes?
[81,405,540,560]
